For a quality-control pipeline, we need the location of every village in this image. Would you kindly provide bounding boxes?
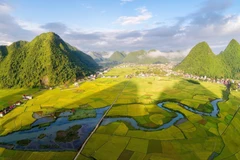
[0,95,33,118]
[1,63,240,118]
[114,63,240,90]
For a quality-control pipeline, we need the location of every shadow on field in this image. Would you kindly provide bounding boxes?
[157,79,221,105]
[186,79,200,84]
[0,88,43,109]
[64,80,138,109]
[0,80,139,136]
[222,85,230,101]
[153,79,226,159]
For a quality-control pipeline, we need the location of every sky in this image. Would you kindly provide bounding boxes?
[1,0,240,55]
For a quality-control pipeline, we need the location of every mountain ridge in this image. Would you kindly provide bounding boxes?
[0,32,98,88]
[122,50,169,64]
[109,51,126,62]
[175,39,240,78]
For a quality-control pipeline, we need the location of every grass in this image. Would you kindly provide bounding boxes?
[55,125,81,143]
[81,133,110,157]
[0,148,76,160]
[16,139,31,146]
[1,66,240,160]
[69,108,96,120]
[147,140,162,153]
[38,133,46,139]
[0,88,40,110]
[113,122,129,136]
[0,78,128,136]
[91,136,130,160]
[118,149,134,160]
[149,114,164,125]
[126,138,149,153]
[97,122,120,135]
[129,152,146,160]
[80,67,235,160]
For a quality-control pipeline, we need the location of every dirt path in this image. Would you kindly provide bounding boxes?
[73,81,129,160]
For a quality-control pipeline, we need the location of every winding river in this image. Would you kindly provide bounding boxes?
[101,99,222,131]
[0,99,222,151]
[0,107,110,151]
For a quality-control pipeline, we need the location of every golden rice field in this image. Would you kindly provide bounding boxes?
[1,66,240,160]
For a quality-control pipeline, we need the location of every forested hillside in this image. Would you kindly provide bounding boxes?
[0,32,98,88]
[175,40,240,78]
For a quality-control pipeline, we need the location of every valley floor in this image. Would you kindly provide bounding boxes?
[0,65,240,160]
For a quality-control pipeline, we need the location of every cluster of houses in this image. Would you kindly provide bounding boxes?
[0,101,21,117]
[73,63,240,90]
[0,95,33,118]
[156,64,240,89]
[136,72,157,78]
[125,74,134,79]
[125,73,155,78]
[114,64,136,68]
[85,68,120,80]
[183,73,239,86]
[102,75,118,78]
[120,63,176,78]
[70,68,111,88]
[115,64,240,90]
[87,74,98,80]
[22,95,33,100]
[84,68,110,81]
[114,63,173,69]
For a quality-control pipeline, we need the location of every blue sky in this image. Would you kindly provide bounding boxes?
[1,0,240,56]
[8,0,201,30]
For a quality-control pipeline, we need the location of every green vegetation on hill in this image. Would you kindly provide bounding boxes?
[175,39,240,78]
[218,39,240,78]
[109,51,126,62]
[122,50,168,64]
[87,51,105,62]
[0,32,98,88]
[0,46,8,62]
[175,42,226,78]
[123,50,145,63]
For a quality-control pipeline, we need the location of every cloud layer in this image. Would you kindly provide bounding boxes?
[0,0,240,56]
[120,0,134,5]
[0,3,35,44]
[116,7,152,25]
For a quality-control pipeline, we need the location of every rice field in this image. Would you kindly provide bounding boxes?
[1,66,240,160]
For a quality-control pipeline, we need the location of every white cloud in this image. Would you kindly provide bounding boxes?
[0,33,13,45]
[0,40,11,45]
[147,50,163,58]
[93,41,108,46]
[210,44,227,49]
[16,19,45,34]
[0,3,36,44]
[103,51,114,58]
[0,3,11,14]
[173,33,186,38]
[221,15,240,35]
[40,22,68,34]
[147,50,190,59]
[2,0,240,56]
[116,7,152,25]
[120,0,134,5]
